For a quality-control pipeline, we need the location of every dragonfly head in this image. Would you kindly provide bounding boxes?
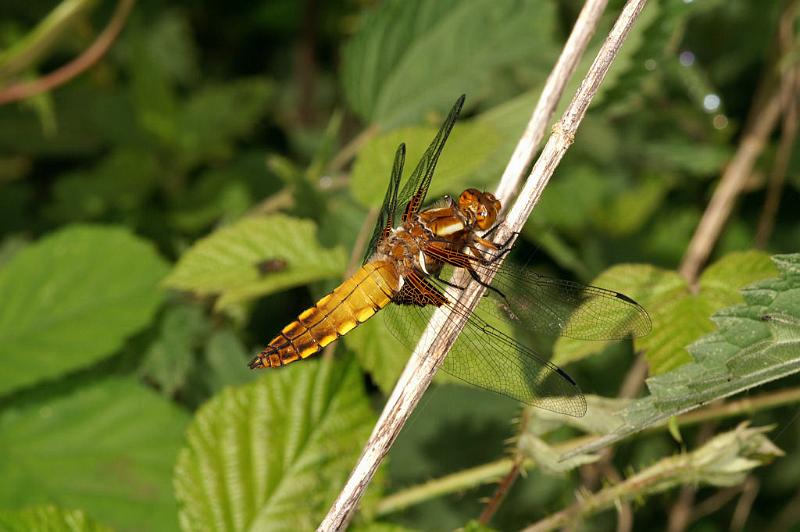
[458,188,501,230]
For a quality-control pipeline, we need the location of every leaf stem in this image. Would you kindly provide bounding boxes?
[0,0,136,105]
[318,2,650,529]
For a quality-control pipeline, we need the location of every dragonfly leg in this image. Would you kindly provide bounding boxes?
[465,267,508,299]
[434,272,467,291]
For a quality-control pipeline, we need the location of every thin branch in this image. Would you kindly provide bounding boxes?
[318,1,650,529]
[0,0,136,105]
[0,0,96,80]
[493,0,610,204]
[678,38,797,282]
[755,0,800,247]
[478,409,532,525]
[477,1,611,522]
[667,422,716,532]
[730,476,759,532]
[326,124,379,174]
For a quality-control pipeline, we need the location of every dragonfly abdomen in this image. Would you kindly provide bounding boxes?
[250,260,400,369]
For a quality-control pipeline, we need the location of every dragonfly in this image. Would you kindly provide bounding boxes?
[250,95,651,417]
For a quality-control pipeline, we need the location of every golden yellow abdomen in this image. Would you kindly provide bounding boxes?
[250,260,400,368]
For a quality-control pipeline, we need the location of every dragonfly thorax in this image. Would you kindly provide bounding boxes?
[376,221,439,278]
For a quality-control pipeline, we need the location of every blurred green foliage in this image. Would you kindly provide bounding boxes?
[0,0,799,530]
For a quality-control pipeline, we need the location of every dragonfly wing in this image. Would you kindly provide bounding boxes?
[466,259,652,341]
[398,95,465,222]
[383,275,586,417]
[363,143,406,264]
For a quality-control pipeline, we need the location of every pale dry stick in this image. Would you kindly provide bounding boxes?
[479,0,610,523]
[755,0,800,247]
[493,0,610,205]
[318,1,649,530]
[678,72,791,283]
[0,0,136,105]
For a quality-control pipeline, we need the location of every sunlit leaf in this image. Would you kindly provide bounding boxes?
[0,378,189,530]
[0,505,113,532]
[174,355,375,531]
[563,254,800,459]
[553,251,777,373]
[0,225,168,395]
[341,0,557,128]
[164,214,346,310]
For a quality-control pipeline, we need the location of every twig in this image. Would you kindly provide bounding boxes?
[326,124,379,174]
[678,41,797,282]
[318,1,650,529]
[0,0,136,105]
[689,485,743,522]
[493,0,610,204]
[755,1,800,247]
[478,0,611,523]
[0,0,96,80]
[666,422,716,532]
[730,476,759,532]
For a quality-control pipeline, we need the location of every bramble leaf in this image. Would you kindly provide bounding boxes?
[562,254,800,458]
[341,0,557,128]
[0,225,168,395]
[553,251,777,373]
[0,378,189,530]
[164,215,346,310]
[0,505,113,532]
[174,355,375,531]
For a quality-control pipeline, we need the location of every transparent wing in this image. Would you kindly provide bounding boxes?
[486,261,652,340]
[383,277,587,417]
[397,95,465,222]
[363,143,405,263]
[433,254,652,340]
[362,94,465,264]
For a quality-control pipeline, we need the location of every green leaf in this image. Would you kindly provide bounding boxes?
[204,329,259,392]
[0,378,189,530]
[169,165,255,233]
[175,78,273,166]
[594,176,670,236]
[48,148,160,222]
[350,120,499,208]
[341,0,557,127]
[174,355,375,531]
[528,166,609,232]
[0,505,113,532]
[164,214,346,310]
[0,225,168,395]
[553,251,777,373]
[563,254,800,459]
[345,317,408,393]
[140,305,207,396]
